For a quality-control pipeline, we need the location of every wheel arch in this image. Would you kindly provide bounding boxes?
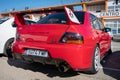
[87,44,100,74]
[3,37,14,56]
[96,43,100,48]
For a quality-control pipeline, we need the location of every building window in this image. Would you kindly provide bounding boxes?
[105,19,120,35]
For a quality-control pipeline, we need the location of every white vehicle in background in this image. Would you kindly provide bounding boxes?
[0,17,36,57]
[0,18,9,24]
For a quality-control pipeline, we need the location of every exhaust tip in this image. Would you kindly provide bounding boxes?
[58,62,70,72]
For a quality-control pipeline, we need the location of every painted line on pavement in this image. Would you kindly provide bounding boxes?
[100,66,120,72]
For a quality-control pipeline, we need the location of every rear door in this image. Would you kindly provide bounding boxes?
[97,19,111,53]
[90,14,110,56]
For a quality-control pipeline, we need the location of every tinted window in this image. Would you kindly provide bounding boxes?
[74,12,84,24]
[37,12,84,24]
[90,14,102,30]
[97,19,104,30]
[12,20,36,28]
[37,13,67,24]
[92,19,100,30]
[26,20,36,24]
[90,14,96,22]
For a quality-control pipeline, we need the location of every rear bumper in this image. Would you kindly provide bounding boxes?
[13,53,64,65]
[13,41,94,70]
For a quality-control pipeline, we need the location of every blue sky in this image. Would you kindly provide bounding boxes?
[0,0,82,13]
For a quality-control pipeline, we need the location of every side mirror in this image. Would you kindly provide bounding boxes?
[104,28,111,32]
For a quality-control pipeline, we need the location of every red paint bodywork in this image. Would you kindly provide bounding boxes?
[13,7,111,70]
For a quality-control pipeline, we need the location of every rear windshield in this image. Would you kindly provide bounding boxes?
[37,12,84,24]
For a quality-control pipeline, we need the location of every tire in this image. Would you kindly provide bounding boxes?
[4,38,14,58]
[108,48,112,54]
[108,43,112,54]
[87,45,100,74]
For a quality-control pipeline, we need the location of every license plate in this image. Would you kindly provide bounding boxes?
[26,49,48,57]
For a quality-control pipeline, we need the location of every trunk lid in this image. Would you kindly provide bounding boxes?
[18,24,69,43]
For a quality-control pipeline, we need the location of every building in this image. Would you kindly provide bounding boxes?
[104,0,120,36]
[87,0,120,36]
[0,0,120,36]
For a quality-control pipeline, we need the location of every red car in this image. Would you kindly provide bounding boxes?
[13,7,112,74]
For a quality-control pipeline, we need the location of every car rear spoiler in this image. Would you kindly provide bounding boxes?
[14,13,26,26]
[14,6,80,26]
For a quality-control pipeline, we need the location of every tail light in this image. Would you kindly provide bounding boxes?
[60,32,84,44]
